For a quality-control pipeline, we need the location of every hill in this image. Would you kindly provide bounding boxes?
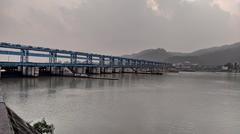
[123,42,240,65]
[123,48,172,62]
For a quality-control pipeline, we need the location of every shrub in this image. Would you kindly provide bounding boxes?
[32,118,55,134]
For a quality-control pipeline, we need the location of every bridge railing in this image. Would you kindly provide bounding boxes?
[0,42,171,68]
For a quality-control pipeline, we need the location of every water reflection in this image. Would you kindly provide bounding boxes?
[2,72,240,134]
[0,74,157,101]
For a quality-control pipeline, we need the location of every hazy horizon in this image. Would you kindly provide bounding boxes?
[0,0,239,55]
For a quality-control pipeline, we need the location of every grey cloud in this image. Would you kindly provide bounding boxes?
[0,0,239,55]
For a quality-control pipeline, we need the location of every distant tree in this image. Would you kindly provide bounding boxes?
[32,118,55,134]
[233,62,239,70]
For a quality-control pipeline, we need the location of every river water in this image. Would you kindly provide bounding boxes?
[1,72,240,134]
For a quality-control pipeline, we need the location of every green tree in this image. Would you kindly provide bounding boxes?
[32,118,55,134]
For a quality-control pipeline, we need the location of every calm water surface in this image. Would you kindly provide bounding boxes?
[1,72,240,134]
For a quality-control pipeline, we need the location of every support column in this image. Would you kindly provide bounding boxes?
[22,67,39,77]
[104,67,113,73]
[92,67,101,74]
[22,66,27,76]
[76,67,86,74]
[33,67,39,77]
[0,66,1,78]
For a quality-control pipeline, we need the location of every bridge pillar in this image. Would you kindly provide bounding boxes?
[122,68,133,73]
[86,67,101,74]
[135,68,141,73]
[105,67,113,73]
[113,68,123,73]
[22,67,39,77]
[22,66,26,76]
[50,67,56,75]
[101,67,110,74]
[85,67,92,74]
[75,67,86,74]
[92,67,101,74]
[50,67,62,76]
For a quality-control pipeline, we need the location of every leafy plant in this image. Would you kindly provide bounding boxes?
[32,118,55,134]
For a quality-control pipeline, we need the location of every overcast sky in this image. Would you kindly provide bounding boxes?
[0,0,239,55]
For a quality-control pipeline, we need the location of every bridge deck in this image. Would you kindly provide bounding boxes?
[0,42,171,69]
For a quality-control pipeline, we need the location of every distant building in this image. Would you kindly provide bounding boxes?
[173,61,198,72]
[221,66,229,71]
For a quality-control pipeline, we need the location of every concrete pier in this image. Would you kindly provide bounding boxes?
[50,67,62,76]
[76,67,87,74]
[22,67,39,77]
[50,67,74,76]
[113,68,123,73]
[122,68,134,73]
[102,68,113,74]
[92,67,101,74]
